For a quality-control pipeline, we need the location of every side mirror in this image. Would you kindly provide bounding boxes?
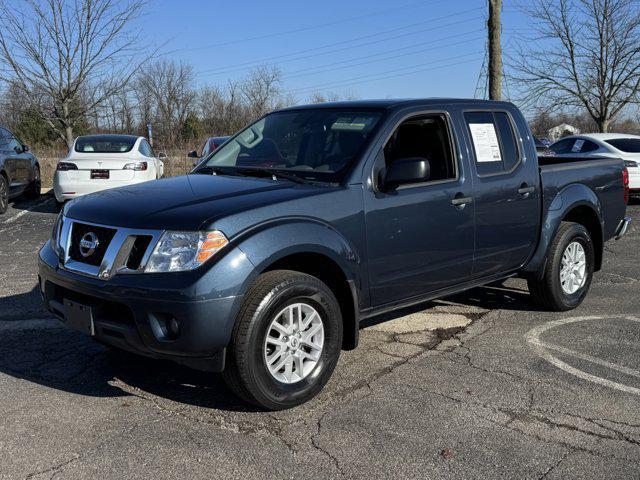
[382,157,430,190]
[187,150,199,159]
[157,152,168,160]
[22,144,29,152]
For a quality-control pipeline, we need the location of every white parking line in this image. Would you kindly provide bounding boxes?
[525,315,640,396]
[2,197,54,224]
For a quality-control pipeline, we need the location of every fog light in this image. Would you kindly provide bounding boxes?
[167,317,180,338]
[149,313,181,341]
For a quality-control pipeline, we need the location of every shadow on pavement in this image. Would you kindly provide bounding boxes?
[447,280,542,312]
[7,192,58,214]
[0,281,537,410]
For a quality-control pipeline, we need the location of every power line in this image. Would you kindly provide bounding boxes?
[283,35,485,81]
[292,51,484,94]
[294,57,484,96]
[164,0,458,54]
[194,8,484,77]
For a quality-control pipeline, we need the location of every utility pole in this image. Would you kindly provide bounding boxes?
[488,0,503,100]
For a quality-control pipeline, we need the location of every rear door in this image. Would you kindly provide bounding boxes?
[462,109,541,277]
[364,111,475,306]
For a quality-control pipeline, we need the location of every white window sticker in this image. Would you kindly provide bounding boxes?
[469,123,502,162]
[571,139,584,153]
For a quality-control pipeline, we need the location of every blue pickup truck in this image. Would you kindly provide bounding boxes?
[39,99,631,409]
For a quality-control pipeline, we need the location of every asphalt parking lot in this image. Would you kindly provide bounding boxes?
[1,194,639,479]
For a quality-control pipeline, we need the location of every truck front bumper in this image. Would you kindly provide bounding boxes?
[38,242,251,372]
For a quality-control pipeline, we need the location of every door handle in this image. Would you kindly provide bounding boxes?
[517,184,535,196]
[451,195,473,207]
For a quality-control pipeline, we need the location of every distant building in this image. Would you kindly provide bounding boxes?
[548,123,580,142]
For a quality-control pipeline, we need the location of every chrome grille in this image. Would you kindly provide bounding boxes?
[59,216,163,279]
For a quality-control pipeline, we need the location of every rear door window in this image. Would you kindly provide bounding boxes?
[579,140,599,153]
[464,111,521,176]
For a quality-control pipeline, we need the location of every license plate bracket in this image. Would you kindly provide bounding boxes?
[64,299,95,336]
[91,169,109,179]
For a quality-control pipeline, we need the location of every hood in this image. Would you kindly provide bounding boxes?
[64,174,326,231]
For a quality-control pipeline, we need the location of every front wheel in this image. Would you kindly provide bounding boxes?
[0,175,8,214]
[528,222,594,311]
[223,270,343,410]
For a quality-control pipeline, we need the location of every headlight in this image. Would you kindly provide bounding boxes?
[145,231,228,273]
[123,161,148,171]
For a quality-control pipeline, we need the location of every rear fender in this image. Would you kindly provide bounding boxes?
[523,183,603,279]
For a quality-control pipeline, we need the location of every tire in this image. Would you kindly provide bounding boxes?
[25,166,41,199]
[223,270,343,410]
[0,175,8,214]
[528,222,594,311]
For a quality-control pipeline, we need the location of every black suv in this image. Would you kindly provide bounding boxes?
[0,125,41,213]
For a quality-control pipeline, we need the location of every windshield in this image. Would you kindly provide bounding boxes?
[605,138,640,153]
[75,135,136,153]
[196,109,384,182]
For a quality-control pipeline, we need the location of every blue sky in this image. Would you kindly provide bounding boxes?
[143,0,529,102]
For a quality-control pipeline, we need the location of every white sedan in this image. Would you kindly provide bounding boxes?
[53,134,165,204]
[549,133,640,195]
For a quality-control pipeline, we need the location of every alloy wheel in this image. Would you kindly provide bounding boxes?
[263,302,325,384]
[560,241,587,294]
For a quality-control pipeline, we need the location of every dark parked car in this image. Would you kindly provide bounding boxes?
[534,136,553,155]
[0,125,41,214]
[39,99,630,409]
[188,136,230,166]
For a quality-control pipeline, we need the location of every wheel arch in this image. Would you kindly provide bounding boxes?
[523,183,604,279]
[233,220,363,350]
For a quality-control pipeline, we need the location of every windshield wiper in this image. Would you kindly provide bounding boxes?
[193,165,245,177]
[233,167,309,184]
[194,165,315,185]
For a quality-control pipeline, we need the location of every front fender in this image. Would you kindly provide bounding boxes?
[523,183,603,278]
[234,217,361,286]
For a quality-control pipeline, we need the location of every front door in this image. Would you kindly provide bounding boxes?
[364,113,475,307]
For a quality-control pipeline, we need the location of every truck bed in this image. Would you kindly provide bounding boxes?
[538,155,626,241]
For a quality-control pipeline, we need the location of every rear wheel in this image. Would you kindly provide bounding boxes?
[0,175,8,214]
[223,270,343,410]
[25,166,41,199]
[528,222,594,311]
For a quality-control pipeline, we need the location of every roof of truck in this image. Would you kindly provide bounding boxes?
[276,98,515,112]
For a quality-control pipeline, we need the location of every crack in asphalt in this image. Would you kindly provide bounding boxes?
[538,451,571,480]
[22,409,174,480]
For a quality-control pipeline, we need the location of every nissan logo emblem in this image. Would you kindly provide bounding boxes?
[79,232,99,257]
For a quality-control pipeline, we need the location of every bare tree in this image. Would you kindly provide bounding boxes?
[240,65,283,118]
[135,60,196,145]
[0,0,148,146]
[512,0,640,132]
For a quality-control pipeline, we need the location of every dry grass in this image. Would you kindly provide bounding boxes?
[37,148,193,188]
